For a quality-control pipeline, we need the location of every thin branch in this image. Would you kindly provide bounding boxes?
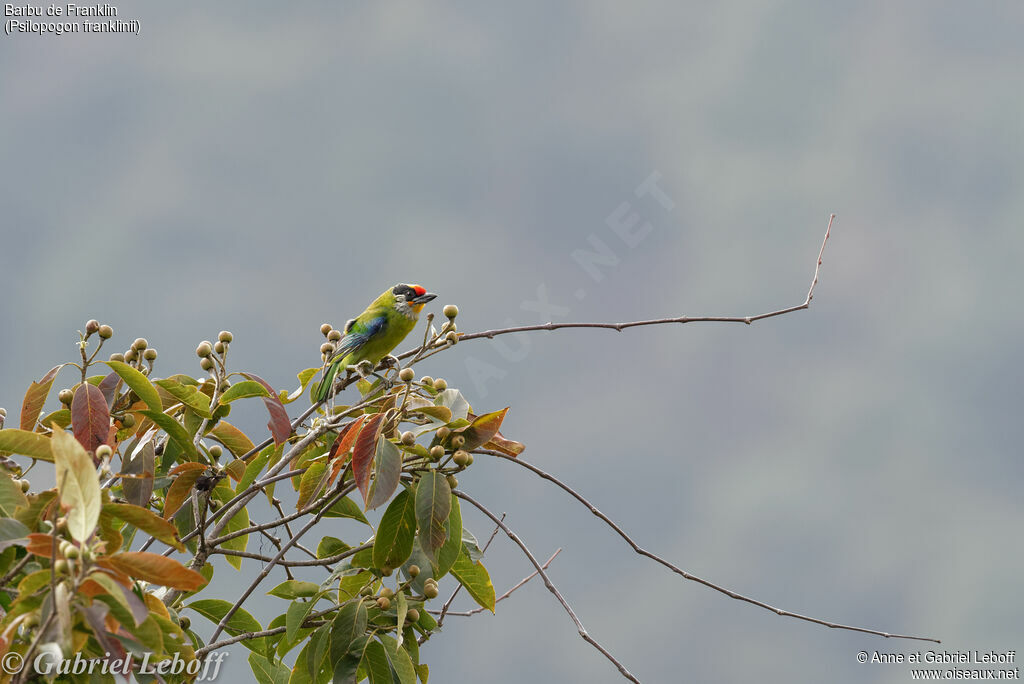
[211,542,371,568]
[480,450,940,644]
[432,548,562,618]
[454,490,640,684]
[205,487,348,645]
[433,513,504,633]
[401,215,834,353]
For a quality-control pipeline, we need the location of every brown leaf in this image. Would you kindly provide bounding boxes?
[20,365,61,431]
[98,551,207,591]
[455,408,509,451]
[352,413,384,507]
[163,463,207,519]
[241,373,292,446]
[208,421,256,458]
[25,532,56,558]
[71,383,110,452]
[482,430,525,457]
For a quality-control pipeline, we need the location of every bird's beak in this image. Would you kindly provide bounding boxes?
[412,292,437,304]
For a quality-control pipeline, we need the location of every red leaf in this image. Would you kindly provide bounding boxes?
[456,408,510,451]
[241,373,291,446]
[482,430,525,457]
[98,551,207,591]
[72,383,110,452]
[327,416,365,485]
[352,413,383,506]
[98,372,122,407]
[25,533,57,558]
[20,365,61,431]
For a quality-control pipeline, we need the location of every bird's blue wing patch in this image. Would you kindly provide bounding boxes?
[329,316,386,362]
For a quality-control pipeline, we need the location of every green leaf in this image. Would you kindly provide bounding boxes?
[434,494,462,579]
[101,502,183,551]
[372,489,416,570]
[330,599,368,663]
[394,592,408,647]
[287,599,317,644]
[238,443,277,492]
[296,461,328,511]
[316,536,350,559]
[188,598,266,653]
[0,518,30,550]
[361,639,393,684]
[379,634,417,684]
[219,499,250,570]
[415,472,451,563]
[52,428,101,543]
[104,360,162,411]
[268,580,320,600]
[366,438,402,510]
[450,546,496,612]
[0,473,29,516]
[154,378,212,418]
[0,429,53,461]
[219,380,271,403]
[281,367,321,405]
[249,652,291,684]
[20,365,61,431]
[322,495,370,525]
[140,410,198,460]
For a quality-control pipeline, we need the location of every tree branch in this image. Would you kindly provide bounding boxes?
[479,449,940,644]
[454,490,641,683]
[431,548,562,618]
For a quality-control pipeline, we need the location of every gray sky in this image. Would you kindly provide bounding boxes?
[2,2,1022,682]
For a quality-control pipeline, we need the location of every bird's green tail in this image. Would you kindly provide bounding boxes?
[314,361,339,403]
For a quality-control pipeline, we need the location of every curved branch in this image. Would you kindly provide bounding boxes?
[479,449,940,644]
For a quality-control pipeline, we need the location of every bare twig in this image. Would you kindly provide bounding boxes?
[455,490,640,683]
[400,215,834,353]
[480,450,940,644]
[433,548,562,618]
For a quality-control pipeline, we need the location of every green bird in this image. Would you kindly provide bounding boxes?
[314,283,437,402]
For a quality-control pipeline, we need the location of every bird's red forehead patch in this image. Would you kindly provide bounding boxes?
[412,285,426,296]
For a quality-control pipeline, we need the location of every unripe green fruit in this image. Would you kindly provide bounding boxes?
[143,348,157,361]
[429,445,445,460]
[435,427,450,440]
[401,431,416,446]
[24,613,39,628]
[214,341,225,354]
[109,353,125,363]
[64,545,80,560]
[320,343,333,355]
[453,450,470,467]
[19,479,30,493]
[380,587,394,599]
[443,304,459,319]
[432,378,447,391]
[420,376,433,387]
[406,608,420,623]
[200,358,214,371]
[85,320,100,334]
[451,435,465,449]
[120,414,135,428]
[466,453,474,466]
[0,408,6,418]
[98,325,113,339]
[328,329,342,342]
[132,338,148,350]
[81,547,94,563]
[376,596,391,610]
[218,331,233,343]
[124,349,138,363]
[58,389,74,405]
[399,368,415,383]
[54,559,69,575]
[179,616,190,630]
[423,584,439,599]
[320,323,333,336]
[381,565,394,577]
[407,565,420,578]
[209,445,223,458]
[447,475,458,489]
[95,444,113,460]
[360,585,374,597]
[196,341,213,358]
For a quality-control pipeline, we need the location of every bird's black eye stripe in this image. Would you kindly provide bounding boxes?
[392,284,416,298]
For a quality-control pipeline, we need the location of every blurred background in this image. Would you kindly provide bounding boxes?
[2,2,1021,682]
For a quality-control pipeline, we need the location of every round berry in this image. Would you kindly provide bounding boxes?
[109,353,125,363]
[405,608,420,623]
[132,338,148,351]
[401,431,416,446]
[196,341,213,358]
[399,368,415,383]
[200,357,214,371]
[98,325,113,339]
[320,323,332,336]
[376,596,391,610]
[432,378,447,391]
[429,445,445,460]
[85,320,100,335]
[320,343,333,355]
[218,331,233,343]
[446,475,458,489]
[143,348,158,361]
[442,304,459,319]
[19,479,30,493]
[435,427,450,440]
[451,435,465,449]
[214,341,225,354]
[95,444,113,460]
[58,389,74,405]
[407,565,420,578]
[423,584,439,599]
[453,450,470,467]
[328,329,343,342]
[420,376,434,387]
